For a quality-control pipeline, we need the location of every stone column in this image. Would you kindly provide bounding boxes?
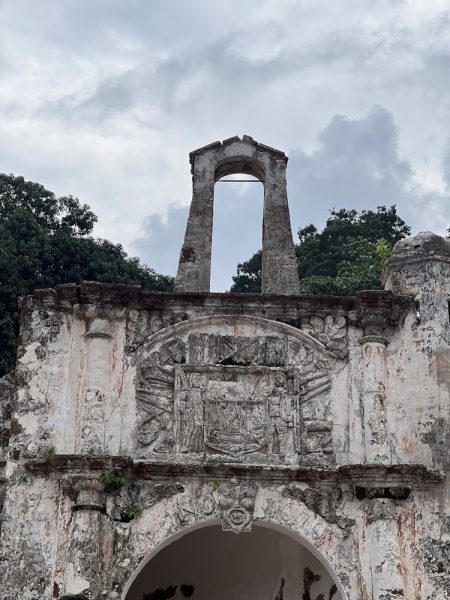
[175,176,215,293]
[62,476,106,597]
[79,317,112,454]
[261,157,299,295]
[359,333,390,464]
[367,498,405,599]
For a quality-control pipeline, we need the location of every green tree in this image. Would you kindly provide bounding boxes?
[230,250,262,294]
[0,173,173,377]
[230,206,410,294]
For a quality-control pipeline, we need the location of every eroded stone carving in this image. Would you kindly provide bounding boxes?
[80,389,106,454]
[127,310,188,354]
[139,482,185,509]
[136,339,185,453]
[217,477,257,533]
[177,369,205,453]
[302,315,348,358]
[60,475,106,511]
[267,370,295,457]
[282,483,355,536]
[202,368,267,457]
[135,317,345,465]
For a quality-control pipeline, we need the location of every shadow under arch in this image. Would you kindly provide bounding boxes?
[214,155,266,182]
[121,518,348,600]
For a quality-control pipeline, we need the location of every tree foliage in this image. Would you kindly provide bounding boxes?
[230,250,263,294]
[0,173,173,377]
[230,206,410,295]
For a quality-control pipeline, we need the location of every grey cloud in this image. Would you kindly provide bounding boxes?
[132,182,265,292]
[2,0,450,289]
[34,13,401,129]
[131,204,188,278]
[287,106,445,235]
[40,37,299,127]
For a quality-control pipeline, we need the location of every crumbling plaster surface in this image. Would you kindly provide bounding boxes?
[0,469,448,599]
[4,283,442,471]
[0,232,449,599]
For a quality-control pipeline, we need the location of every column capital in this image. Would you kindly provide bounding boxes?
[61,475,105,510]
[359,333,388,346]
[84,317,112,340]
[367,498,397,522]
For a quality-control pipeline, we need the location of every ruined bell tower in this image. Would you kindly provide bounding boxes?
[175,135,299,294]
[0,137,448,600]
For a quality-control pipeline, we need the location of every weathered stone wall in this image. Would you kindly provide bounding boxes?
[0,232,448,600]
[2,282,440,471]
[0,374,14,539]
[0,464,447,599]
[0,375,14,462]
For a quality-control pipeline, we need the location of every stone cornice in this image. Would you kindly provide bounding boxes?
[18,282,415,321]
[23,455,444,487]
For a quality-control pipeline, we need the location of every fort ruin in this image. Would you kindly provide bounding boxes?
[0,136,449,599]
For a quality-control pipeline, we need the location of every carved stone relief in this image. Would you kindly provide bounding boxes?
[135,316,347,466]
[301,315,348,358]
[126,310,188,354]
[216,477,257,533]
[164,477,258,534]
[136,339,185,454]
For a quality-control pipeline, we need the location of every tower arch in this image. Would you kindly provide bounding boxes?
[174,135,300,295]
[214,154,266,182]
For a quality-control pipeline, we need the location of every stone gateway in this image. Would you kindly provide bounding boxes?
[0,137,449,599]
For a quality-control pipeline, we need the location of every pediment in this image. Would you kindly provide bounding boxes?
[139,314,337,368]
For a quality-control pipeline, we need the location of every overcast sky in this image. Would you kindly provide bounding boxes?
[1,0,450,290]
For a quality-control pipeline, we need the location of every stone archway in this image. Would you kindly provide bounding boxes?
[174,135,299,294]
[122,521,345,600]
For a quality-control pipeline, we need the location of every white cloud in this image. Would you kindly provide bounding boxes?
[1,0,450,290]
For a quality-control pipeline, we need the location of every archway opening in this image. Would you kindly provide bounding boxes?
[211,173,263,292]
[124,523,342,600]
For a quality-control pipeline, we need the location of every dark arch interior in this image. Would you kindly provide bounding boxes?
[125,524,341,600]
[214,156,265,182]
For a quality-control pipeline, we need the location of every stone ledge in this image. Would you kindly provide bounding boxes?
[18,281,416,319]
[23,455,444,486]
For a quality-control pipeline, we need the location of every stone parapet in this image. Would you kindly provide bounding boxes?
[19,281,414,318]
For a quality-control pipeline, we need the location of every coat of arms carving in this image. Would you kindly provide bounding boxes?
[134,315,346,466]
